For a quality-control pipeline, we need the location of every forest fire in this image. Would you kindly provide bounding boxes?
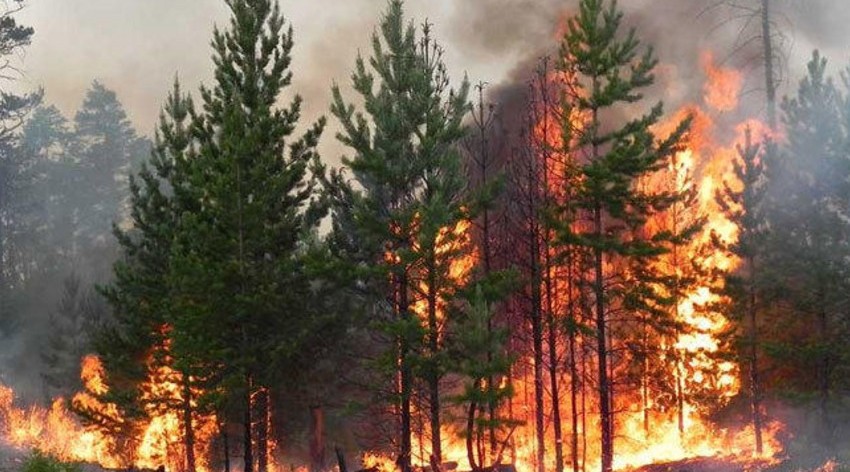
[360,48,786,472]
[0,353,217,472]
[10,0,847,468]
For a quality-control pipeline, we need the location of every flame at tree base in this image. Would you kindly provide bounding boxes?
[0,355,218,472]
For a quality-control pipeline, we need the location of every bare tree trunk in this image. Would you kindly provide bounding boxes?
[569,323,580,472]
[593,204,612,472]
[529,188,546,472]
[641,318,650,439]
[547,293,564,472]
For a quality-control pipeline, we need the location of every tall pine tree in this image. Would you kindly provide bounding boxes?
[555,1,690,470]
[329,1,471,468]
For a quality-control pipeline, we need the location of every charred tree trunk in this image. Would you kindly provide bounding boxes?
[182,374,197,472]
[641,317,650,439]
[531,250,546,472]
[256,388,269,472]
[547,293,564,472]
[569,289,580,472]
[528,178,546,472]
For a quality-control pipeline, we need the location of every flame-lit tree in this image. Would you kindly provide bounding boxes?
[448,282,517,471]
[459,83,516,469]
[504,58,577,472]
[94,81,196,469]
[328,1,472,468]
[715,129,768,454]
[554,1,690,470]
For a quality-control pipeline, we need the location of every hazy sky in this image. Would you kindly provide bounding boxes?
[15,0,538,135]
[13,0,850,161]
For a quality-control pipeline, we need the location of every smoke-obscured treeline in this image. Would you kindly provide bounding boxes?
[3,1,850,472]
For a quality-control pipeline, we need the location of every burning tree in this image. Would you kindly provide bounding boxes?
[553,1,691,471]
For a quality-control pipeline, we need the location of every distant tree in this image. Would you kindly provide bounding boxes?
[555,1,690,470]
[41,271,105,399]
[0,0,41,344]
[71,81,149,264]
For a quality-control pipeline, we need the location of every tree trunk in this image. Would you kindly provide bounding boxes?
[427,255,442,464]
[818,305,831,443]
[256,388,269,472]
[594,204,612,472]
[182,374,197,472]
[222,423,231,472]
[532,280,545,472]
[243,376,254,472]
[547,291,564,472]
[641,318,650,439]
[309,406,326,472]
[569,318,580,472]
[399,272,413,472]
[467,392,479,471]
[748,257,764,455]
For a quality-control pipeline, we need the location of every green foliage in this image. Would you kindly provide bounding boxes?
[328,0,474,461]
[21,450,81,472]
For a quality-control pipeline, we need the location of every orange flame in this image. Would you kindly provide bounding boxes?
[1,351,218,472]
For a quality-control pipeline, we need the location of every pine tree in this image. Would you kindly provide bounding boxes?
[72,81,149,264]
[165,2,326,471]
[555,1,690,470]
[329,1,470,468]
[449,283,516,471]
[716,129,768,455]
[91,81,195,467]
[20,105,75,265]
[0,0,41,344]
[764,51,850,446]
[41,271,104,399]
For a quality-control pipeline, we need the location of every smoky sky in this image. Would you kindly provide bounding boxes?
[14,0,850,164]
